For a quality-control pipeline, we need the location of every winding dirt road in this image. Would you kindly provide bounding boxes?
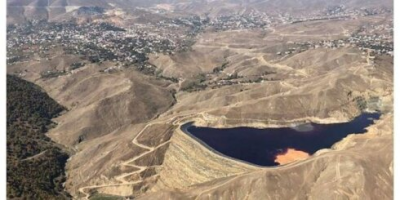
[77,114,196,199]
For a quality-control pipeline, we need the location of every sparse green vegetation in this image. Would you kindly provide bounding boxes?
[89,193,124,200]
[181,73,208,92]
[155,70,179,83]
[40,70,67,79]
[195,73,206,83]
[181,81,207,92]
[213,62,229,73]
[355,96,367,111]
[69,62,85,70]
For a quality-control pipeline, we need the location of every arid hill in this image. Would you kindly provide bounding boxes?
[7,0,393,24]
[6,1,393,199]
[139,113,393,200]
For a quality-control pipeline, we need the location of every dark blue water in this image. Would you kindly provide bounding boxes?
[182,113,380,167]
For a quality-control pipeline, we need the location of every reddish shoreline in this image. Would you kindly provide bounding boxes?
[275,148,310,165]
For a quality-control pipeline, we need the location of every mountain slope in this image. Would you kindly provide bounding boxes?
[7,75,70,199]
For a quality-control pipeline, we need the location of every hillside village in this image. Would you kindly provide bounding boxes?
[7,6,392,84]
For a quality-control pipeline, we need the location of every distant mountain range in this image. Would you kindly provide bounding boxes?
[7,0,393,24]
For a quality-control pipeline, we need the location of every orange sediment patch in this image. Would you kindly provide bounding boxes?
[275,148,310,165]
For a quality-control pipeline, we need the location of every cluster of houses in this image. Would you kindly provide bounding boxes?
[282,6,391,24]
[210,11,272,31]
[7,7,392,82]
[289,22,393,56]
[7,20,193,73]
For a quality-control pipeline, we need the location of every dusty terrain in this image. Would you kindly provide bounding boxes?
[8,30,393,199]
[6,0,393,199]
[139,113,393,200]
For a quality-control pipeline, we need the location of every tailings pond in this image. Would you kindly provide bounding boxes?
[181,113,380,167]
